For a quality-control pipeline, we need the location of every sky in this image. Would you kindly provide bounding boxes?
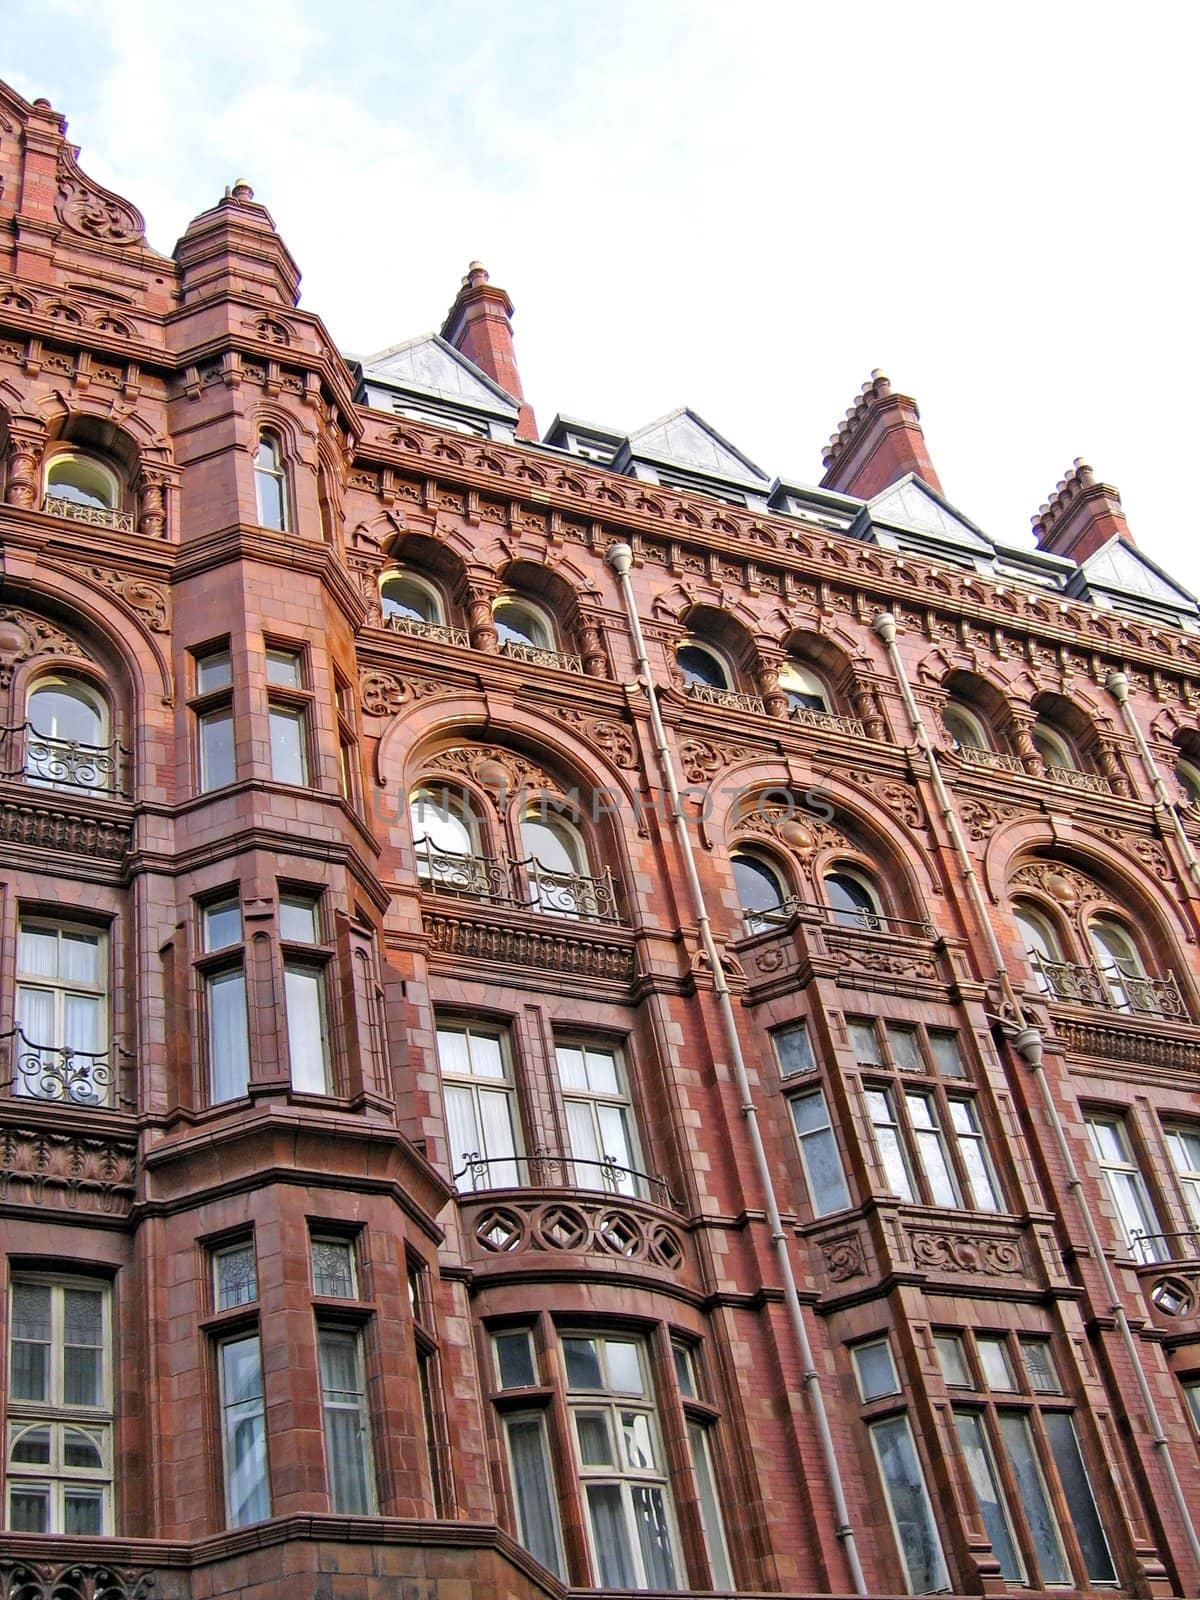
[5,1,1199,594]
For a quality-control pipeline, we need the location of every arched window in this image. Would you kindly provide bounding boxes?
[520,809,598,917]
[381,573,445,628]
[1177,756,1200,806]
[253,432,288,531]
[733,850,788,933]
[1033,722,1076,772]
[493,597,554,652]
[823,867,885,931]
[25,678,114,795]
[1013,901,1064,993]
[944,703,990,751]
[779,662,830,714]
[409,785,486,894]
[1088,915,1147,1013]
[676,641,729,691]
[43,452,119,513]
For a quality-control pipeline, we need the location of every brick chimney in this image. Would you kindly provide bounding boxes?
[1032,459,1134,564]
[441,262,537,439]
[820,370,943,499]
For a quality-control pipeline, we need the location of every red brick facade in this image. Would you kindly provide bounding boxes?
[2,77,1200,1600]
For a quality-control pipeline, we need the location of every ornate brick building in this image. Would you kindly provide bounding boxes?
[2,74,1200,1600]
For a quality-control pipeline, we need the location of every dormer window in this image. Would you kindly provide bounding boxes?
[253,432,288,531]
[676,642,729,691]
[44,453,119,514]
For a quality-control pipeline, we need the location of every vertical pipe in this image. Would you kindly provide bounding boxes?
[606,543,868,1596]
[873,612,1200,1578]
[1107,669,1200,896]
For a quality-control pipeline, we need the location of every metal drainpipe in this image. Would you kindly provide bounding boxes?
[873,611,1200,1577]
[1107,669,1200,897]
[606,543,867,1597]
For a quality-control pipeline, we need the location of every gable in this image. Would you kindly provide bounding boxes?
[1081,538,1197,606]
[359,334,518,414]
[867,477,993,553]
[627,408,768,485]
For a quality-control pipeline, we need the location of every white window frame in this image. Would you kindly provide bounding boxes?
[436,1022,522,1188]
[13,919,109,1106]
[217,1332,270,1528]
[556,1039,645,1199]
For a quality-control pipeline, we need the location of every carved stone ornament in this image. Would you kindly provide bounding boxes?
[55,147,145,245]
[469,1196,685,1270]
[0,800,133,860]
[64,566,169,632]
[0,1123,136,1215]
[846,769,926,830]
[0,606,88,687]
[677,737,752,785]
[910,1230,1023,1276]
[0,1560,157,1599]
[821,1232,866,1282]
[425,742,555,800]
[1099,827,1172,881]
[1009,860,1098,904]
[959,796,1024,842]
[244,312,291,346]
[556,708,638,769]
[358,668,454,717]
[424,908,636,982]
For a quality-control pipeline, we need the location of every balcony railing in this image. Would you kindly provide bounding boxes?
[1029,951,1186,1018]
[382,613,471,647]
[1043,764,1113,794]
[499,639,583,673]
[2,1028,114,1107]
[452,1148,676,1209]
[415,837,621,923]
[789,705,866,737]
[41,494,136,533]
[956,744,1026,774]
[745,895,938,941]
[0,721,128,797]
[686,682,765,714]
[1128,1227,1200,1266]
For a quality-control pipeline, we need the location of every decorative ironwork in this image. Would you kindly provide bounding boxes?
[1029,952,1186,1018]
[452,1150,675,1209]
[382,614,471,647]
[41,494,136,533]
[0,1561,156,1600]
[1,721,127,797]
[1129,1228,1200,1266]
[686,682,765,714]
[3,1028,114,1107]
[746,896,939,942]
[499,639,583,672]
[956,744,1025,774]
[1043,764,1113,794]
[789,705,866,737]
[415,837,621,924]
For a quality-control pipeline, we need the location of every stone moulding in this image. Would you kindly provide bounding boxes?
[423,907,636,983]
[1054,1017,1200,1073]
[0,796,132,861]
[0,1121,137,1215]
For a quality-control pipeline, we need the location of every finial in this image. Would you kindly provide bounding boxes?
[465,261,490,288]
[230,178,254,203]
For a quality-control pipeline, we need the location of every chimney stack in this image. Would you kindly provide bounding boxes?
[1032,459,1133,563]
[441,262,537,440]
[820,370,943,499]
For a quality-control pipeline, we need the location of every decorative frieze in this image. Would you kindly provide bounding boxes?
[466,1195,685,1273]
[0,1121,136,1215]
[908,1229,1024,1276]
[423,907,635,983]
[0,797,131,859]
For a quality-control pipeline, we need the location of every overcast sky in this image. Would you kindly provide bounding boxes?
[6,2,1198,595]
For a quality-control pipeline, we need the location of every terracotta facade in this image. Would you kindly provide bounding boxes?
[2,76,1200,1600]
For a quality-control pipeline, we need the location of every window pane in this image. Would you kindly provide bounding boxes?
[849,1021,881,1064]
[10,1425,51,1464]
[605,1340,644,1395]
[199,707,235,790]
[1020,1339,1060,1395]
[954,1411,1023,1581]
[576,1410,614,1466]
[556,1044,587,1090]
[997,1412,1069,1584]
[203,900,242,952]
[507,1414,563,1577]
[908,1093,960,1207]
[266,649,302,687]
[63,1427,104,1469]
[285,966,330,1093]
[978,1338,1015,1391]
[928,1030,965,1077]
[320,1332,372,1514]
[269,707,307,786]
[312,1239,355,1299]
[1043,1412,1116,1583]
[563,1336,602,1390]
[208,969,250,1102]
[197,650,232,693]
[866,1089,915,1200]
[495,1332,537,1390]
[280,896,319,943]
[221,1336,270,1527]
[854,1341,899,1401]
[870,1415,949,1593]
[775,1022,816,1077]
[9,1486,49,1532]
[215,1244,258,1310]
[792,1092,851,1214]
[888,1025,923,1072]
[64,1488,104,1535]
[587,1482,637,1587]
[672,1343,696,1399]
[11,1284,51,1401]
[63,1288,104,1406]
[688,1420,733,1589]
[633,1484,678,1588]
[935,1334,972,1388]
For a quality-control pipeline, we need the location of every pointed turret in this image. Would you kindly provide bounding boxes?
[173,180,301,308]
[440,263,536,439]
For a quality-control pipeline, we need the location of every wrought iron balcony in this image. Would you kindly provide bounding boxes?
[1,1028,115,1107]
[686,682,765,714]
[955,744,1025,774]
[41,493,136,533]
[382,613,471,647]
[1128,1227,1200,1266]
[1043,764,1113,794]
[1028,951,1186,1018]
[452,1148,676,1209]
[788,705,866,736]
[499,638,583,672]
[0,721,128,798]
[414,837,621,923]
[745,896,938,942]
